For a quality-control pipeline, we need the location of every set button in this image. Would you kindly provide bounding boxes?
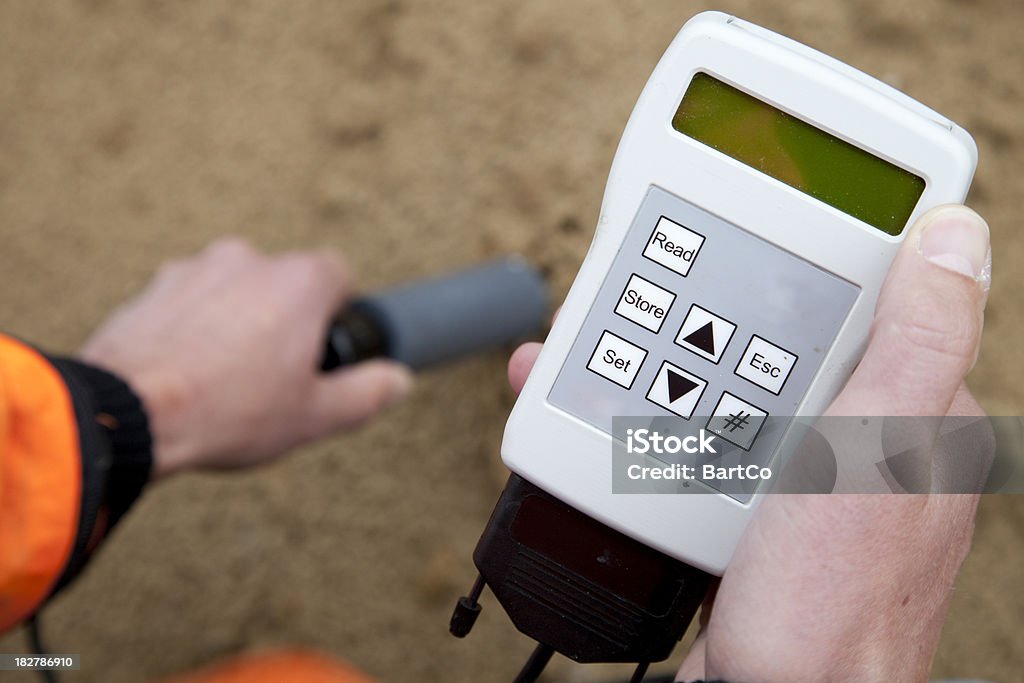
[734,335,798,395]
[614,274,676,333]
[586,330,647,389]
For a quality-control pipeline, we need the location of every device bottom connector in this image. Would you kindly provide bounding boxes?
[450,474,712,681]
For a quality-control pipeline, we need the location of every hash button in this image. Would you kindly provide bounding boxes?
[706,392,768,451]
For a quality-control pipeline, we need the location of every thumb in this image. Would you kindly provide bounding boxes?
[830,205,991,417]
[311,360,414,433]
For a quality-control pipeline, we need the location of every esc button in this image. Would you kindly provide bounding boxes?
[734,335,798,395]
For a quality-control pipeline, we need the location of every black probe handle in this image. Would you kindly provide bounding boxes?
[321,258,548,372]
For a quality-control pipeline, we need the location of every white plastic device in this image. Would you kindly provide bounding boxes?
[502,11,977,575]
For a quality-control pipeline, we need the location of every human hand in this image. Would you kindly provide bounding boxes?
[79,238,413,480]
[508,205,992,682]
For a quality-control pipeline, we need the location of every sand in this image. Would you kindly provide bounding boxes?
[0,1,1020,681]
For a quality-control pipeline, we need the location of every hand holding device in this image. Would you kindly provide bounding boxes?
[510,205,992,683]
[455,11,982,681]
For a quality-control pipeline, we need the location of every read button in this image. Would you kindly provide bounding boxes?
[734,335,798,395]
[586,330,647,390]
[642,216,706,277]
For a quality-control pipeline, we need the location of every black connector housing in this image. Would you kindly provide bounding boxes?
[468,474,712,664]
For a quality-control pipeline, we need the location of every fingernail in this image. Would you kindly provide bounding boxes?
[385,365,414,406]
[918,207,991,281]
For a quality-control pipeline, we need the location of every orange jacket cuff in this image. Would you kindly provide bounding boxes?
[0,335,82,631]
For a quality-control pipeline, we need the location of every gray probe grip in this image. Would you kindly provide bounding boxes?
[353,258,548,370]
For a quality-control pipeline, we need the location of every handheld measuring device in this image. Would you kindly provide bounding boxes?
[452,11,976,679]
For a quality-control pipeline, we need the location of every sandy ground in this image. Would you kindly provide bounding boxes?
[1,1,1021,681]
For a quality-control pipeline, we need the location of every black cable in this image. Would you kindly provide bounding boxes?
[602,672,675,683]
[629,662,650,683]
[513,642,555,683]
[466,574,485,605]
[27,615,60,683]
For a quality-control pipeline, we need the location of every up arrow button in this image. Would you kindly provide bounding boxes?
[675,304,737,364]
[682,322,715,356]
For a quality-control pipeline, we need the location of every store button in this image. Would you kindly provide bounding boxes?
[614,274,676,333]
[734,335,798,395]
[586,330,648,389]
[642,216,706,277]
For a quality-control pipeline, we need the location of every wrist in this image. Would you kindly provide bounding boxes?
[130,367,195,481]
[76,349,194,481]
[708,597,947,683]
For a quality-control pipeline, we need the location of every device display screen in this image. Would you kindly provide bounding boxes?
[672,72,926,236]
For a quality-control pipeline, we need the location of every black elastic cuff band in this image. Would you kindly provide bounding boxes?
[51,357,153,529]
[45,356,153,594]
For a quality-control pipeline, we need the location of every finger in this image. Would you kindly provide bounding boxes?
[279,248,355,317]
[504,304,560,395]
[200,236,263,272]
[829,205,990,417]
[508,342,542,395]
[935,384,993,494]
[310,360,413,434]
[676,631,707,682]
[150,237,263,296]
[675,587,718,681]
[308,248,355,313]
[203,235,261,258]
[949,383,984,417]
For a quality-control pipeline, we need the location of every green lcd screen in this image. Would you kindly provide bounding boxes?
[672,72,925,236]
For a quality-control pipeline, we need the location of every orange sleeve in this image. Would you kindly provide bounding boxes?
[0,334,82,632]
[159,650,376,683]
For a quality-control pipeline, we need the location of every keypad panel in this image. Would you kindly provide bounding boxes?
[548,186,860,499]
